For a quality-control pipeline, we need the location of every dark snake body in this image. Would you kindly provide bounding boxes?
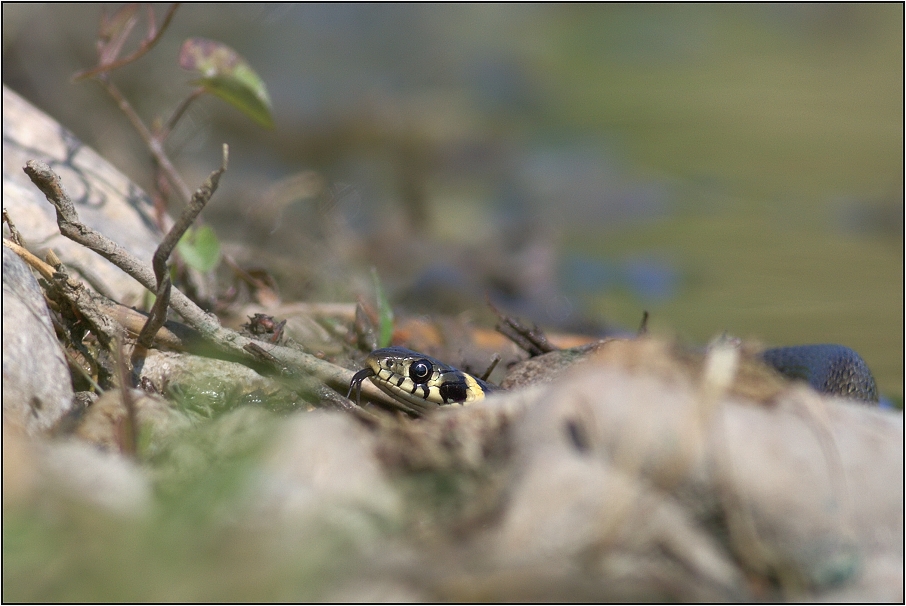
[760,344,878,403]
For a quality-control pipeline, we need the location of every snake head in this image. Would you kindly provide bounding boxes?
[349,347,495,411]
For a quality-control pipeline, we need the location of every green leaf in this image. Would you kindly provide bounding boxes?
[371,267,394,348]
[178,38,274,129]
[177,225,222,273]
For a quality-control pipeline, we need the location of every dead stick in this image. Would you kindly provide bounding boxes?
[137,144,227,351]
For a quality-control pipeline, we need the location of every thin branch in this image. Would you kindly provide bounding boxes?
[99,76,155,145]
[3,239,55,281]
[316,385,382,425]
[73,3,180,81]
[116,336,139,457]
[136,144,228,352]
[97,5,139,67]
[159,87,206,141]
[489,299,558,357]
[637,310,650,336]
[51,267,125,350]
[221,253,274,292]
[2,209,25,246]
[99,78,193,203]
[479,354,501,382]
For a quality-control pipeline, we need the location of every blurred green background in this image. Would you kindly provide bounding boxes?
[3,4,902,398]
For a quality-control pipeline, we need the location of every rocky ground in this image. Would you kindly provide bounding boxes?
[3,85,902,602]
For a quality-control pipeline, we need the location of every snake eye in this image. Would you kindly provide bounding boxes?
[409,359,433,384]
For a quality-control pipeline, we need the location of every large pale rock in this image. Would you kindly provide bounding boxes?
[2,85,162,305]
[2,246,73,434]
[487,352,903,601]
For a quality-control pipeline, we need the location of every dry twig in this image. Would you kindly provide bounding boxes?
[489,299,558,357]
[136,144,228,355]
[73,4,180,82]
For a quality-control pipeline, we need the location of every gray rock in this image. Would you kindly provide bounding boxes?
[2,246,73,434]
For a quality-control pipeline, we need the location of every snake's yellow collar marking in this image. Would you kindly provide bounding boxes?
[349,347,495,411]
